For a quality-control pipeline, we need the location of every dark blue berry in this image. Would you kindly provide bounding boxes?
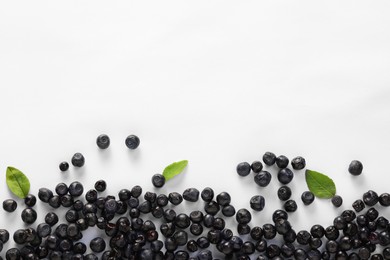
[276,155,289,168]
[69,181,84,197]
[236,162,251,176]
[380,193,390,206]
[3,199,17,212]
[94,180,107,192]
[250,195,265,211]
[125,135,140,149]
[349,160,363,176]
[236,208,251,224]
[96,134,110,149]
[301,191,315,205]
[363,190,379,206]
[352,199,365,212]
[291,156,306,170]
[90,237,106,253]
[263,152,276,166]
[21,208,37,224]
[201,187,214,202]
[59,161,69,171]
[0,229,9,243]
[152,174,165,188]
[251,161,263,173]
[71,153,85,167]
[183,188,199,202]
[222,205,236,217]
[331,195,343,207]
[254,171,272,187]
[44,212,58,226]
[277,168,294,184]
[168,192,183,205]
[284,200,297,212]
[216,192,231,206]
[277,186,292,201]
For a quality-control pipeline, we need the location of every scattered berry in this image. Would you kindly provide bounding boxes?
[348,160,363,176]
[3,199,17,212]
[331,195,343,207]
[71,153,85,167]
[251,161,263,173]
[151,174,165,188]
[263,152,276,166]
[59,161,69,171]
[254,171,272,187]
[291,156,306,170]
[277,168,294,184]
[250,195,265,211]
[96,134,110,149]
[236,162,251,176]
[125,134,140,149]
[301,191,315,205]
[276,155,289,168]
[277,186,292,201]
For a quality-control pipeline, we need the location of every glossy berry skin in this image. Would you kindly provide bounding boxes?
[183,188,199,202]
[291,156,306,170]
[45,212,59,226]
[71,153,85,167]
[277,168,294,184]
[352,199,365,212]
[251,161,263,173]
[254,171,272,187]
[69,181,84,197]
[151,174,165,188]
[236,162,251,176]
[3,199,17,212]
[125,135,140,149]
[276,155,289,169]
[59,161,69,172]
[348,160,363,176]
[263,152,276,166]
[90,237,106,253]
[216,192,231,206]
[284,200,298,212]
[363,190,379,206]
[222,205,236,217]
[380,193,390,207]
[96,134,110,149]
[301,191,315,205]
[94,180,107,192]
[21,208,37,224]
[0,229,10,243]
[277,186,292,201]
[236,208,252,224]
[331,195,343,207]
[201,187,214,202]
[250,195,265,211]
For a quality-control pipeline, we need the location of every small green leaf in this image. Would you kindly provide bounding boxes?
[305,169,336,199]
[6,166,30,199]
[163,160,188,181]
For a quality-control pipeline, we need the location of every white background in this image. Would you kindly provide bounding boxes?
[1,1,390,257]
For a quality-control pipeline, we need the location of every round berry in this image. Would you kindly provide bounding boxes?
[250,195,265,211]
[363,190,379,206]
[277,168,294,184]
[277,186,292,201]
[96,134,110,149]
[90,237,106,253]
[291,156,306,170]
[59,161,69,172]
[276,155,289,168]
[71,153,85,167]
[348,160,363,176]
[151,174,165,188]
[301,191,315,205]
[125,135,140,149]
[254,171,272,187]
[251,161,263,173]
[331,195,343,207]
[236,162,251,176]
[3,199,17,212]
[284,200,297,212]
[263,152,276,166]
[94,180,107,192]
[21,208,37,224]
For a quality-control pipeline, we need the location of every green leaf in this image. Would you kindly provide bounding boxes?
[305,169,336,199]
[6,166,30,199]
[162,160,188,181]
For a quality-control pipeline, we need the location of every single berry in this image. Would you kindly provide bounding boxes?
[251,161,263,173]
[96,134,110,149]
[301,191,315,205]
[277,186,292,201]
[0,229,10,243]
[45,212,59,226]
[236,208,252,224]
[236,162,251,176]
[69,181,84,197]
[216,192,231,206]
[3,199,17,212]
[276,155,289,168]
[59,161,69,172]
[284,200,297,212]
[90,237,106,253]
[263,152,276,166]
[38,188,53,202]
[363,190,379,206]
[21,208,37,224]
[71,153,85,167]
[379,193,390,207]
[55,183,68,196]
[250,195,265,211]
[183,188,200,202]
[94,180,107,192]
[291,156,306,170]
[352,199,365,212]
[348,160,363,176]
[254,171,272,187]
[151,174,165,188]
[125,135,140,149]
[331,195,343,207]
[201,187,214,202]
[277,168,294,184]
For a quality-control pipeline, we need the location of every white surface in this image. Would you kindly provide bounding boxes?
[1,0,390,257]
